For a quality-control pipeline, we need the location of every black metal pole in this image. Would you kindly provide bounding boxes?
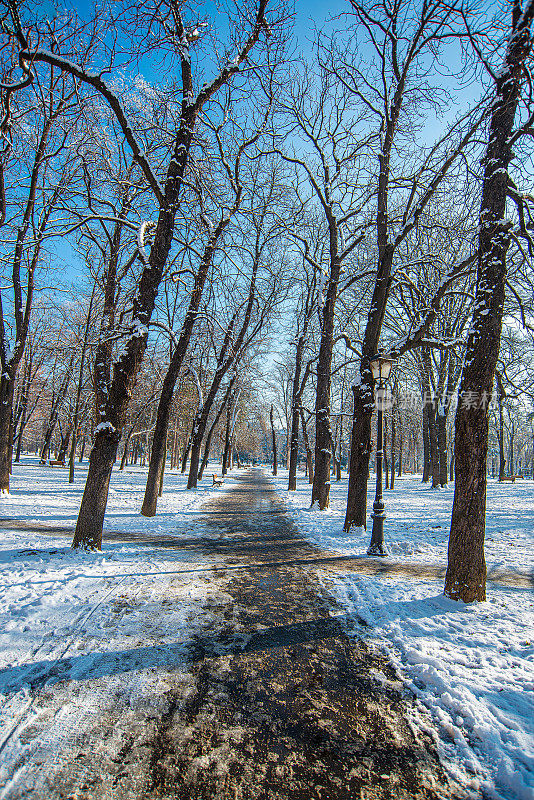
[367,379,388,556]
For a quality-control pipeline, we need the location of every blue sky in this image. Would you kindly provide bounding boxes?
[48,0,348,286]
[44,0,484,287]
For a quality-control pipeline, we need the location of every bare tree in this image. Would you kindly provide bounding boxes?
[6,0,283,546]
[0,46,79,490]
[327,0,484,531]
[446,0,534,602]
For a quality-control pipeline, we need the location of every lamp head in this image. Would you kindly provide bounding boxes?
[369,353,395,382]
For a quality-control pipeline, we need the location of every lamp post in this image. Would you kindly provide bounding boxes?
[367,353,395,556]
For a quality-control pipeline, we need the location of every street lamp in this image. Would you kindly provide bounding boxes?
[367,353,395,556]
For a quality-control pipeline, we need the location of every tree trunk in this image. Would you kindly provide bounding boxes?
[143,200,247,510]
[344,383,373,529]
[312,241,342,509]
[158,434,167,497]
[0,374,15,492]
[437,410,448,487]
[508,423,515,477]
[428,403,440,489]
[181,429,193,474]
[422,403,431,483]
[120,440,129,470]
[58,425,72,463]
[390,411,396,490]
[287,403,300,490]
[198,379,235,481]
[141,381,175,506]
[299,407,314,484]
[222,401,233,477]
[384,418,389,490]
[397,422,403,477]
[445,2,533,602]
[72,428,120,549]
[270,405,277,476]
[498,395,506,480]
[343,151,398,528]
[187,425,204,489]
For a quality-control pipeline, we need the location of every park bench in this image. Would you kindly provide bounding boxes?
[212,473,224,487]
[498,476,515,483]
[48,460,65,467]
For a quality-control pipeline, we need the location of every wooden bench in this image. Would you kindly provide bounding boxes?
[48,460,65,467]
[498,476,515,483]
[514,474,525,479]
[212,473,224,487]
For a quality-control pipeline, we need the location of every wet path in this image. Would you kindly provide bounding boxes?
[144,470,467,800]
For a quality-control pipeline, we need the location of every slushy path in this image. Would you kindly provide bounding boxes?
[146,469,467,800]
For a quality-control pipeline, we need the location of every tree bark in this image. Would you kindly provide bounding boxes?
[142,231,225,513]
[72,428,120,550]
[397,421,403,477]
[198,378,235,481]
[158,434,167,497]
[384,418,389,490]
[422,404,431,483]
[508,422,515,477]
[0,373,15,492]
[437,410,448,487]
[311,255,341,509]
[222,402,232,477]
[390,410,396,490]
[428,403,440,489]
[344,382,373,529]
[445,0,534,601]
[187,260,257,491]
[270,405,277,476]
[57,425,72,463]
[299,407,314,484]
[287,402,300,489]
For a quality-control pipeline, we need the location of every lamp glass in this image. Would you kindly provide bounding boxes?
[380,356,393,381]
[370,355,394,382]
[369,358,381,381]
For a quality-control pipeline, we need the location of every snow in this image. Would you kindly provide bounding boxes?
[94,421,116,434]
[0,456,235,538]
[271,469,534,800]
[136,221,155,265]
[1,460,532,798]
[0,457,238,796]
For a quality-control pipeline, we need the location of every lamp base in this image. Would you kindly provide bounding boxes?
[367,511,388,556]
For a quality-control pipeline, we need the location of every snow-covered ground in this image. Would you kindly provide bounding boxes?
[0,455,236,537]
[271,469,534,800]
[0,457,236,798]
[1,459,533,799]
